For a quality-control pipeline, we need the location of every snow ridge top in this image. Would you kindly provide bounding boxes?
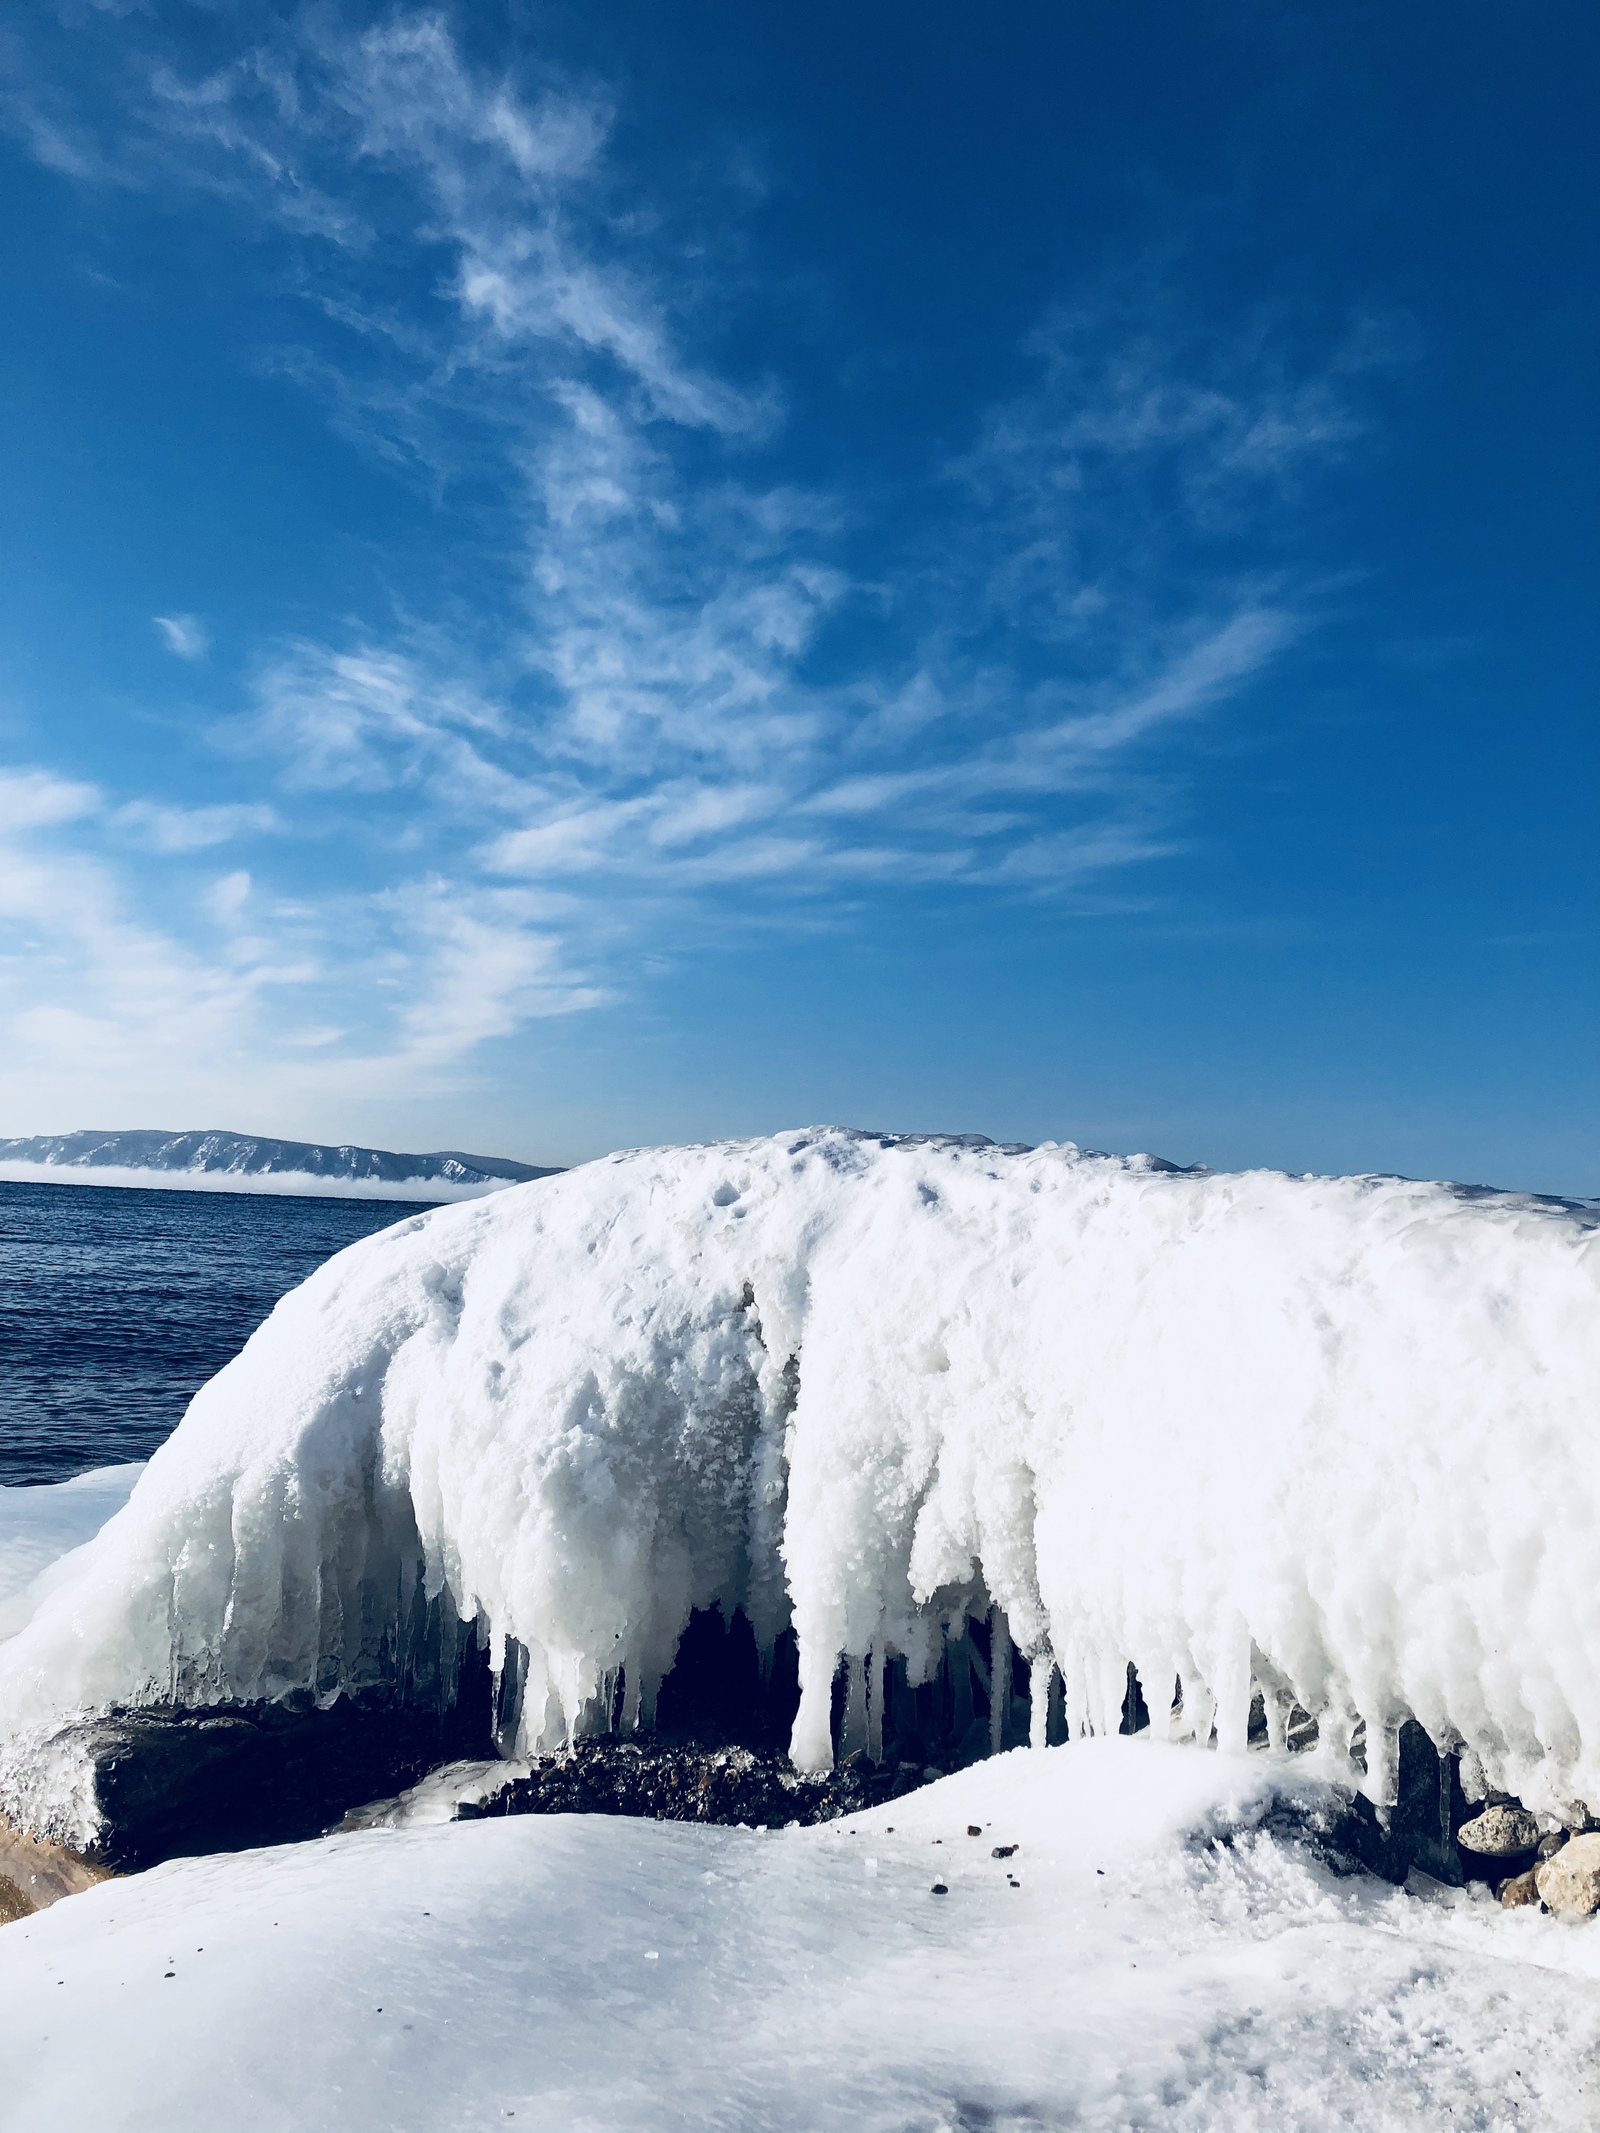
[1,1127,1596,1843]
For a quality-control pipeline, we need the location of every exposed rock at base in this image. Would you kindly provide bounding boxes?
[1535,1832,1600,1917]
[1337,1719,1467,1886]
[1498,1869,1542,1908]
[0,1812,111,1922]
[38,1684,499,1872]
[453,1738,941,1828]
[1458,1803,1541,1857]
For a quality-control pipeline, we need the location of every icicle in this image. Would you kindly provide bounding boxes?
[989,1607,1012,1757]
[1261,1684,1287,1752]
[865,1646,884,1765]
[1362,1714,1399,1808]
[1060,1642,1088,1743]
[840,1652,870,1761]
[1210,1623,1253,1756]
[789,1644,836,1772]
[1029,1650,1052,1749]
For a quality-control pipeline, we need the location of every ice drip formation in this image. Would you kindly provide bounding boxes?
[2,1128,1597,1853]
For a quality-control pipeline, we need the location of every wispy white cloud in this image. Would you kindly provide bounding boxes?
[0,8,1375,1124]
[153,613,209,660]
[114,800,278,852]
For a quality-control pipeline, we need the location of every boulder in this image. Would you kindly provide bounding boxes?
[1535,1832,1600,1917]
[1458,1803,1541,1858]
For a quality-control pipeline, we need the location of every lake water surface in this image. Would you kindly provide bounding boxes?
[0,1180,433,1485]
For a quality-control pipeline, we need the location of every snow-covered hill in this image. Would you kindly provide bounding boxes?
[3,1127,1596,1856]
[0,1129,558,1203]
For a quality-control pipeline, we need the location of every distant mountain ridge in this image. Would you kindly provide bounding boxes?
[0,1130,559,1201]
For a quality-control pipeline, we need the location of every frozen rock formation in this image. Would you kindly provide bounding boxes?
[1,1128,1596,1854]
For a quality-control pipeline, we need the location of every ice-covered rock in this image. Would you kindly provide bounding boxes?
[2,1127,1597,1854]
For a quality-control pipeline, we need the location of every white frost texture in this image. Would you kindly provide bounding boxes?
[2,1129,1597,1843]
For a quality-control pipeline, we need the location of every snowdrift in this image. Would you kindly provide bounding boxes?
[15,1739,1600,2132]
[2,1129,1597,1850]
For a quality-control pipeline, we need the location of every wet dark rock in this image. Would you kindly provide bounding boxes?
[1336,1720,1468,1885]
[454,1737,943,1830]
[67,1683,500,1872]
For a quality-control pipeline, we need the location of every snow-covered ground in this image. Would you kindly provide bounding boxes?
[4,1738,1599,2131]
[0,1465,144,1640]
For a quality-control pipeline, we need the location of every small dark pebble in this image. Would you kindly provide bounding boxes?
[992,1845,1018,1858]
[931,1882,949,1895]
[967,1825,983,1837]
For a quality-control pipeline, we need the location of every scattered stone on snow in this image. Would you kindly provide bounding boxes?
[1534,1833,1600,1917]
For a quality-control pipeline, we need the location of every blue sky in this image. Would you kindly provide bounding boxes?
[1,1,1595,1188]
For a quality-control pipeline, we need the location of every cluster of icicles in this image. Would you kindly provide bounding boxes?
[2,1129,1597,1848]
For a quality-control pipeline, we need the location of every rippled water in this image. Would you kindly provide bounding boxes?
[0,1180,433,1485]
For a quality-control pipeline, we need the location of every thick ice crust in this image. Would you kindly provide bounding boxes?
[2,1129,1596,1845]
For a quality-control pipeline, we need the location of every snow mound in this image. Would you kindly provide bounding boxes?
[2,1128,1597,1847]
[5,1738,1600,2132]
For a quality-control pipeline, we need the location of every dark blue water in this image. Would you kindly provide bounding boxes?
[0,1180,434,1486]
